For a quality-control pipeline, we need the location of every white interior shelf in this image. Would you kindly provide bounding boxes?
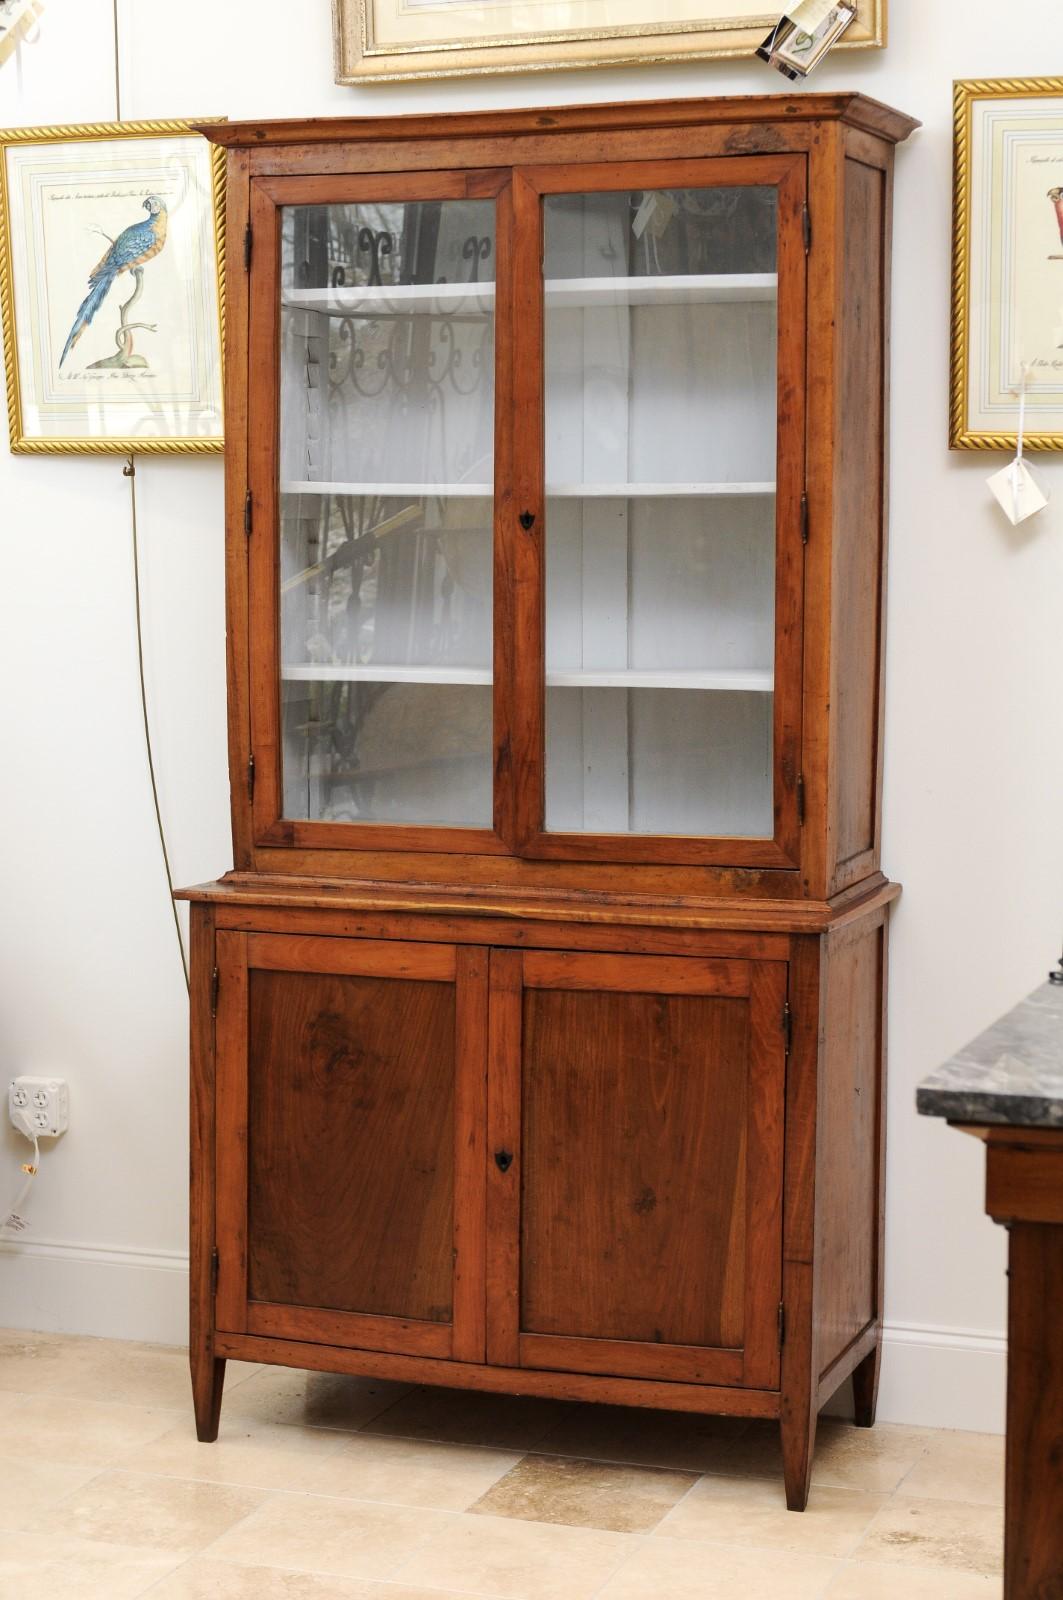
[545,274,777,307]
[548,668,774,692]
[281,481,494,498]
[282,273,777,318]
[282,663,492,685]
[281,481,775,499]
[281,663,772,691]
[284,282,494,316]
[546,482,775,498]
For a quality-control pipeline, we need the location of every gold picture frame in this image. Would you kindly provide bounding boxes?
[0,119,225,455]
[333,0,886,85]
[951,77,1063,452]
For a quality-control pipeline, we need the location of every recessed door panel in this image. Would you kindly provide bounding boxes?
[215,932,487,1362]
[487,948,785,1389]
[247,967,456,1321]
[521,985,750,1349]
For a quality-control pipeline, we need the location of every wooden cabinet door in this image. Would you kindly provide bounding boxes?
[214,932,487,1362]
[487,950,786,1389]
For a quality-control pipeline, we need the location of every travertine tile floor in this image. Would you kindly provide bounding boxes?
[0,1329,1003,1599]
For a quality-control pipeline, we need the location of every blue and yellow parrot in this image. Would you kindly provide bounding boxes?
[59,194,168,368]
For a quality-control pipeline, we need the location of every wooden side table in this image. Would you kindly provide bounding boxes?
[918,980,1063,1598]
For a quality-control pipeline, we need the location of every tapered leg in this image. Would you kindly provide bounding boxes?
[780,1397,817,1511]
[191,1347,226,1442]
[852,1340,881,1428]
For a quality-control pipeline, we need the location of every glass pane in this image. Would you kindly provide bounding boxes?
[279,198,495,827]
[543,186,778,838]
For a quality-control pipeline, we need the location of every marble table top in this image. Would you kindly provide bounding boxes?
[917,978,1063,1127]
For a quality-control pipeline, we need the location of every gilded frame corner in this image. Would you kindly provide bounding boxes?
[333,0,885,85]
[0,118,226,456]
[950,77,1063,453]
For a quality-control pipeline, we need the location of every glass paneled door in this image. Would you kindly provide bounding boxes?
[509,155,807,867]
[250,159,804,867]
[252,175,504,846]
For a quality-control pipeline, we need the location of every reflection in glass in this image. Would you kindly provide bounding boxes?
[543,186,779,838]
[278,198,495,826]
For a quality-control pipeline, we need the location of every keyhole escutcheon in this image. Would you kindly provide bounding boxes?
[494,1149,513,1173]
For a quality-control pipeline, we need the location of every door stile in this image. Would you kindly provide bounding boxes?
[246,182,284,848]
[491,174,519,851]
[508,172,546,852]
[453,945,490,1362]
[214,930,249,1334]
[770,158,808,867]
[485,947,523,1365]
[743,959,788,1387]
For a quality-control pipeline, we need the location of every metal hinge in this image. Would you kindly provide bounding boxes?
[802,204,811,253]
[211,1247,220,1298]
[778,1301,786,1347]
[783,1001,793,1056]
[244,490,252,537]
[211,965,219,1019]
[247,752,256,800]
[244,222,252,270]
[800,493,809,545]
[796,773,806,826]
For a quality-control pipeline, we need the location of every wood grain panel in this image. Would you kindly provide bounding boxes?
[197,95,920,152]
[780,933,824,1510]
[814,919,883,1378]
[519,1333,744,1387]
[485,948,522,1366]
[830,157,886,880]
[246,933,455,980]
[216,904,793,960]
[215,1328,783,1417]
[1005,1220,1063,1597]
[742,961,787,1388]
[522,951,750,996]
[247,1301,452,1357]
[246,966,456,1322]
[223,149,254,872]
[453,946,489,1362]
[987,1140,1063,1225]
[189,904,225,1439]
[214,930,249,1335]
[520,984,751,1350]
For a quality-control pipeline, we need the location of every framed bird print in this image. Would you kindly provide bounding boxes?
[952,78,1063,451]
[0,119,224,454]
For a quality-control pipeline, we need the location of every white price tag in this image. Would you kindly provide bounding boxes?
[987,365,1050,526]
[987,459,1049,526]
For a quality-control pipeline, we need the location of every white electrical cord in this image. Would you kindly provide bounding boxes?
[2,1113,40,1234]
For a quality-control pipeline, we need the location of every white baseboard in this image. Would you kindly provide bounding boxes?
[0,1241,1008,1432]
[0,1236,189,1345]
[875,1318,1006,1433]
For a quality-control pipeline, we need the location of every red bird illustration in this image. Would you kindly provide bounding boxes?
[1048,186,1063,258]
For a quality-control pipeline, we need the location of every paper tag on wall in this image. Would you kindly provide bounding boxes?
[986,458,1049,525]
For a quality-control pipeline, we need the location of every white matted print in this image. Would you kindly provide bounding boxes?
[0,121,224,453]
[335,0,885,83]
[952,80,1063,451]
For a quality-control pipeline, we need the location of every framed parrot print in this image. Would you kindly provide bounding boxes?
[0,120,224,454]
[952,78,1063,451]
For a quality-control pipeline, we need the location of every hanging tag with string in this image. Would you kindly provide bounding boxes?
[987,364,1049,525]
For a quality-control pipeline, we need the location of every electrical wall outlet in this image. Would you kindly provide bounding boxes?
[9,1077,68,1138]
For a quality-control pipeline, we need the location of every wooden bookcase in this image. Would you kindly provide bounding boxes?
[181,93,917,1511]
